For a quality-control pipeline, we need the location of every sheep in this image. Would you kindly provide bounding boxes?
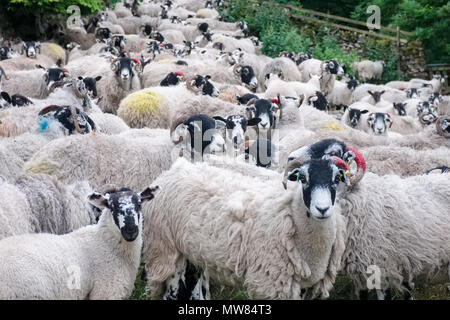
[327,78,358,108]
[24,131,174,191]
[2,65,69,99]
[41,43,67,66]
[196,8,219,19]
[208,34,255,54]
[114,2,133,18]
[117,88,172,129]
[158,21,200,41]
[334,162,450,299]
[117,85,244,130]
[0,174,100,241]
[0,76,125,137]
[360,145,450,177]
[351,60,384,82]
[303,59,344,95]
[0,53,55,72]
[66,27,97,50]
[264,74,321,101]
[136,3,161,17]
[0,185,159,299]
[261,57,303,88]
[65,54,142,113]
[142,156,347,299]
[436,116,450,138]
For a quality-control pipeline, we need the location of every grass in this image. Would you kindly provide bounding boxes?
[129,267,450,300]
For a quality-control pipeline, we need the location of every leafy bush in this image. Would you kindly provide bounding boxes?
[351,0,450,64]
[6,0,106,15]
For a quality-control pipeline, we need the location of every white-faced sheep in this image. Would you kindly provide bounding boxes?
[0,185,159,299]
[142,156,346,300]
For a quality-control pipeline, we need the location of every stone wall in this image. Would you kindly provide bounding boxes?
[294,19,428,80]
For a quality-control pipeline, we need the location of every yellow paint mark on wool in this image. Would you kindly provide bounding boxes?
[157,59,172,64]
[322,121,343,131]
[120,89,164,113]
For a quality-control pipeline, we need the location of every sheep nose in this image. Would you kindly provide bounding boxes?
[260,123,267,128]
[316,206,329,216]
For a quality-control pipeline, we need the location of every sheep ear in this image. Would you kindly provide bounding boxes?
[88,193,110,210]
[35,64,45,70]
[212,116,227,123]
[1,91,11,104]
[247,117,261,126]
[214,119,226,129]
[367,90,373,95]
[287,168,302,182]
[78,76,83,80]
[337,169,348,183]
[205,75,211,80]
[361,109,369,114]
[140,186,160,202]
[95,76,102,81]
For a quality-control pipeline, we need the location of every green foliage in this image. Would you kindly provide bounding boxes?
[6,0,106,15]
[220,0,311,57]
[351,0,450,63]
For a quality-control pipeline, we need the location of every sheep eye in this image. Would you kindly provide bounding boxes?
[334,175,341,184]
[296,173,306,183]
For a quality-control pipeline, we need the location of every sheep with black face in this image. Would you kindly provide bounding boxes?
[0,185,159,299]
[142,156,347,300]
[171,113,226,160]
[186,75,219,97]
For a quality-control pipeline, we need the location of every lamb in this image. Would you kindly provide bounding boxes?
[24,131,175,191]
[0,185,159,299]
[351,60,384,82]
[142,156,346,299]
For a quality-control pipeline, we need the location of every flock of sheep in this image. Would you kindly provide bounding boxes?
[0,0,449,300]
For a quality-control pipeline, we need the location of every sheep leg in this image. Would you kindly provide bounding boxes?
[162,259,208,300]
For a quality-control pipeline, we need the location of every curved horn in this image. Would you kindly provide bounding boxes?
[48,79,67,93]
[277,93,283,121]
[343,147,366,187]
[233,63,243,75]
[169,114,189,144]
[110,57,119,71]
[436,117,450,138]
[70,105,83,134]
[38,105,62,116]
[282,156,309,190]
[186,77,202,93]
[419,111,436,125]
[0,66,9,80]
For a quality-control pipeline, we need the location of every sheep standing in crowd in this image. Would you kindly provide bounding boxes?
[0,0,449,301]
[0,185,159,299]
